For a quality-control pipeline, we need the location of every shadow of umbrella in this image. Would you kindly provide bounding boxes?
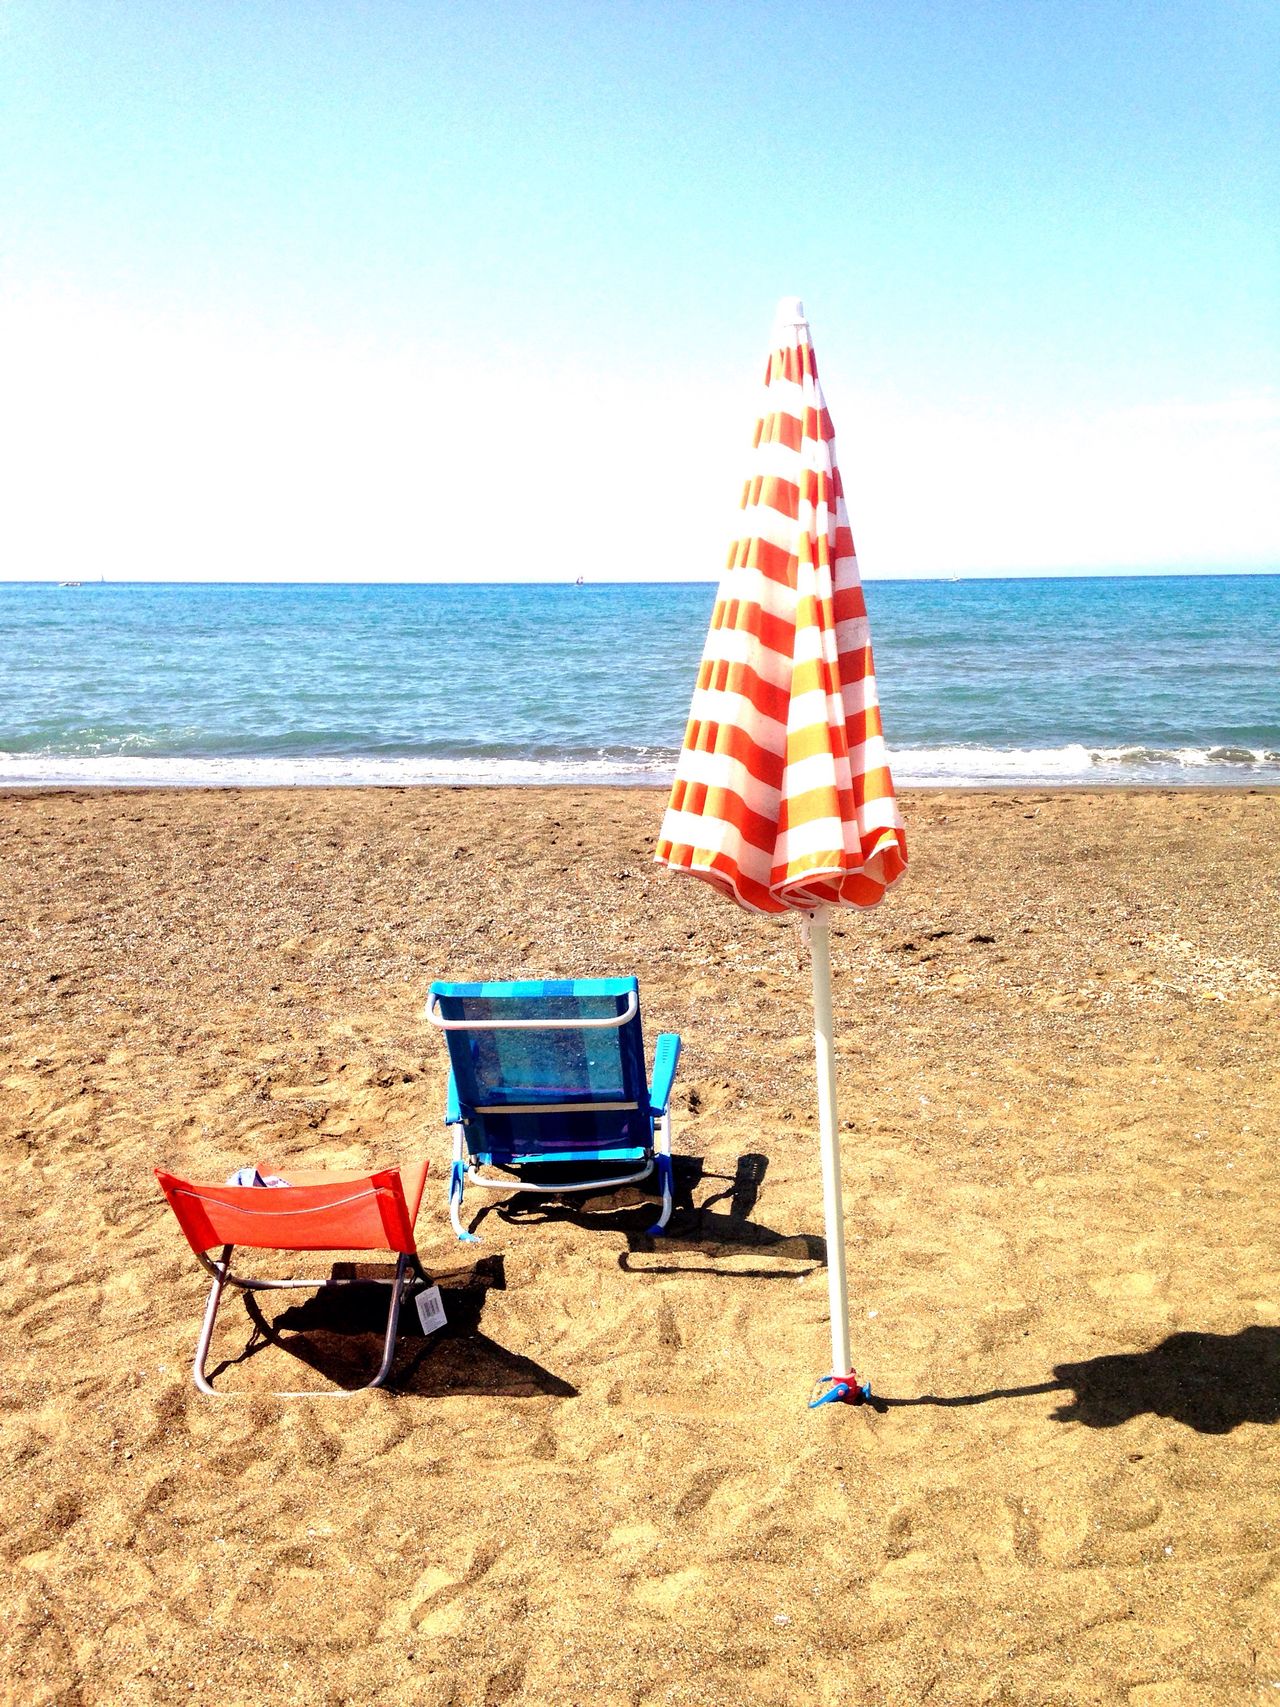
[874,1326,1280,1436]
[619,1153,825,1279]
[211,1253,576,1399]
[1050,1326,1280,1434]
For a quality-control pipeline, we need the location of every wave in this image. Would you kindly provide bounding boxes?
[0,752,676,788]
[890,743,1280,786]
[2,744,1279,790]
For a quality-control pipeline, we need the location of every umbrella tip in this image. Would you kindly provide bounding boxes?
[774,295,808,332]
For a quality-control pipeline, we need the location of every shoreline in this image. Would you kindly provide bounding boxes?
[4,780,1280,798]
[4,746,1280,795]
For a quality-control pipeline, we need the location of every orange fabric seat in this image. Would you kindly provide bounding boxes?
[156,1161,429,1256]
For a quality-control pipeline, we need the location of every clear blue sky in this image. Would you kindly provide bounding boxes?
[1,0,1276,580]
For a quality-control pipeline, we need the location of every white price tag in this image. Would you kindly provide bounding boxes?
[414,1284,447,1336]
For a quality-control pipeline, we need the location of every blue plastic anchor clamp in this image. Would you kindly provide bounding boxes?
[808,1373,873,1409]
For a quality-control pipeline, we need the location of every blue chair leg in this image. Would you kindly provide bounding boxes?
[646,1118,675,1236]
[447,1129,479,1243]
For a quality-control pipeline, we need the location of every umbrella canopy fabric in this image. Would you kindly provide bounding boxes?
[656,297,907,911]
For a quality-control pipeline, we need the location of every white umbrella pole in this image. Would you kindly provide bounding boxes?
[808,907,853,1379]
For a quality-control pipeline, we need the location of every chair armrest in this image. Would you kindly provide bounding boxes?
[648,1033,682,1117]
[444,1068,462,1125]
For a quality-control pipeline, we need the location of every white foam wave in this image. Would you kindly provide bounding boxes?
[1,744,1277,791]
[0,752,676,789]
[891,744,1280,786]
[889,744,1097,784]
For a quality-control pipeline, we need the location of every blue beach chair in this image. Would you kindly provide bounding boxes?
[426,977,681,1242]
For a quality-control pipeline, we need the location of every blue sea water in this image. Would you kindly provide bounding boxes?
[0,576,1277,788]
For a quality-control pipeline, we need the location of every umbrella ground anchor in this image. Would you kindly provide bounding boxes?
[809,1371,872,1409]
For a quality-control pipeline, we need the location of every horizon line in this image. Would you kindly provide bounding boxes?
[3,568,1278,589]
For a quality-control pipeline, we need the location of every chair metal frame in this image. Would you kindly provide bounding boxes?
[441,1108,674,1240]
[191,1246,422,1398]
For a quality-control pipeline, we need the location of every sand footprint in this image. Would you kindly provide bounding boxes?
[3,1488,82,1566]
[1024,1490,1094,1566]
[632,1563,706,1613]
[221,1546,377,1647]
[481,1658,528,1704]
[0,1584,81,1702]
[401,1541,502,1640]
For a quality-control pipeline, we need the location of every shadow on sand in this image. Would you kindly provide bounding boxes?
[466,1151,824,1280]
[876,1326,1280,1435]
[209,1252,577,1399]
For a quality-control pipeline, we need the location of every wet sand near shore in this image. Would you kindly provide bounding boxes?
[2,785,1278,1706]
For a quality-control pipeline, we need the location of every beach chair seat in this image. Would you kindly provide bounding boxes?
[426,977,681,1241]
[155,1161,429,1396]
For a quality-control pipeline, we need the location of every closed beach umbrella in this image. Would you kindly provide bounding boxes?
[656,296,907,1405]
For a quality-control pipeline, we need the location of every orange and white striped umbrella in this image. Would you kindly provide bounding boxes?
[656,298,907,1408]
[656,296,907,913]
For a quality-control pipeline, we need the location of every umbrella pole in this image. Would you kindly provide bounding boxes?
[807,908,868,1407]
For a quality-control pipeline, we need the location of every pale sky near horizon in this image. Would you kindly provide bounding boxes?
[1,0,1276,583]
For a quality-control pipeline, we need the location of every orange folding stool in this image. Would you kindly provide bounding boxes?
[155,1162,429,1396]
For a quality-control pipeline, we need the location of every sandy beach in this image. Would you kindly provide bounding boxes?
[2,784,1278,1705]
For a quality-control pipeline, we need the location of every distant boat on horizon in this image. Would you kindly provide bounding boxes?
[58,580,82,588]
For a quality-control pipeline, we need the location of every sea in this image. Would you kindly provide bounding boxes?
[1,576,1277,789]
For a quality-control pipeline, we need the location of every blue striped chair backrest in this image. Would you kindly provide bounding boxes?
[431,979,650,1141]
